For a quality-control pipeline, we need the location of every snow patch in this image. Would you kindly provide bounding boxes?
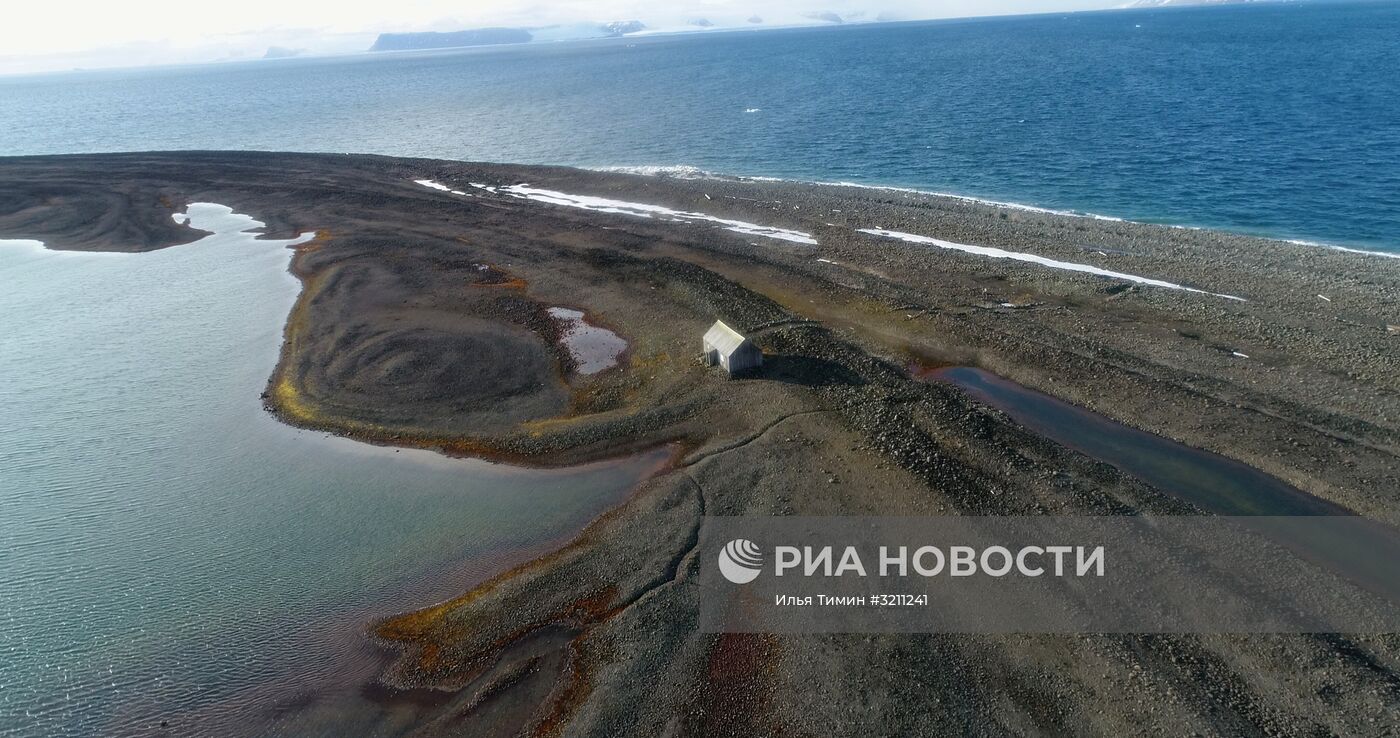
[490,183,818,245]
[858,228,1245,302]
[414,179,473,197]
[414,179,452,192]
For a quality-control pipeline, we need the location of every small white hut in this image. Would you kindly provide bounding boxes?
[702,320,762,376]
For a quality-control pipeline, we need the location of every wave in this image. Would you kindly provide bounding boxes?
[591,165,1127,221]
[589,165,1399,258]
[1285,238,1400,261]
[592,164,715,179]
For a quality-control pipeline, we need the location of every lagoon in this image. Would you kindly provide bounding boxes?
[0,206,663,737]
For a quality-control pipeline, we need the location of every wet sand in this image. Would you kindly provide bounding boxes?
[3,151,1398,736]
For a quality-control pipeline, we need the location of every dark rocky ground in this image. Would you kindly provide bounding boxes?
[3,151,1398,737]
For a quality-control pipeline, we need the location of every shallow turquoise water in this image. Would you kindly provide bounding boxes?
[1,2,1397,250]
[0,208,664,737]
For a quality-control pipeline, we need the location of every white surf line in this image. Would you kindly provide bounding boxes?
[593,166,1126,222]
[811,183,1397,257]
[413,178,816,245]
[1328,245,1400,260]
[826,181,1127,222]
[858,228,1247,302]
[1286,239,1400,260]
[595,166,1400,257]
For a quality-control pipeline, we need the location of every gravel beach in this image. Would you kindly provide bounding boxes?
[3,151,1397,736]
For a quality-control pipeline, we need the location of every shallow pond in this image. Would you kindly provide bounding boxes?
[929,367,1400,603]
[929,366,1347,517]
[0,207,664,737]
[548,306,628,375]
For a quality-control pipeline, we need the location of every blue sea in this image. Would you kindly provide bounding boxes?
[1,1,1398,251]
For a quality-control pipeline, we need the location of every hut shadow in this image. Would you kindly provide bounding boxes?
[753,354,865,387]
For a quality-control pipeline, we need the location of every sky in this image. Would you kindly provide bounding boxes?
[1,0,1120,76]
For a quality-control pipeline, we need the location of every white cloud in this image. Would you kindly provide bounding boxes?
[2,0,1116,75]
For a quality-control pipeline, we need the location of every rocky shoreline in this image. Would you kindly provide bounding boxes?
[3,151,1397,736]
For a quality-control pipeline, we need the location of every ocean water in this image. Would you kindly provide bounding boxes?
[1,2,1398,250]
[0,209,665,737]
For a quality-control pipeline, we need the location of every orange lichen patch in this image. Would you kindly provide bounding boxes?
[377,530,627,643]
[476,276,529,290]
[264,267,334,427]
[906,354,957,381]
[629,351,670,371]
[415,642,442,673]
[293,229,333,255]
[374,470,673,644]
[432,436,563,466]
[518,419,574,438]
[562,586,621,622]
[468,262,528,290]
[379,585,620,683]
[452,242,529,289]
[379,572,618,644]
[268,372,316,423]
[372,447,683,715]
[376,585,494,643]
[529,637,599,738]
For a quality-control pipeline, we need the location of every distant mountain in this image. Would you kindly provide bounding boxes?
[262,46,304,59]
[370,21,648,52]
[601,20,646,35]
[365,11,902,55]
[370,28,533,52]
[1128,0,1266,6]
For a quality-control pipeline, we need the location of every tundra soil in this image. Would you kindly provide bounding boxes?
[3,152,1398,737]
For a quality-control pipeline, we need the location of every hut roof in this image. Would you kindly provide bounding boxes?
[703,320,750,356]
